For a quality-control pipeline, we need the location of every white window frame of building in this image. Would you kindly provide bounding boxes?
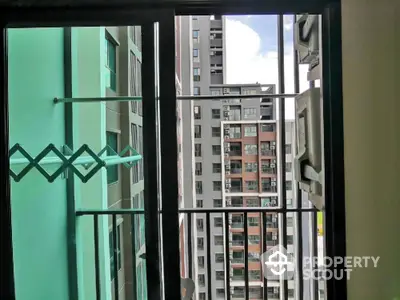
[196,199,203,208]
[194,124,201,138]
[215,253,224,263]
[198,274,205,286]
[216,288,225,298]
[194,105,201,119]
[244,125,257,137]
[212,145,221,155]
[193,48,200,62]
[248,235,260,244]
[193,86,201,95]
[193,67,201,81]
[193,30,200,42]
[197,237,204,250]
[215,270,224,281]
[196,181,203,194]
[214,235,223,245]
[212,163,221,173]
[198,256,205,268]
[211,126,221,137]
[214,217,223,227]
[211,108,221,119]
[245,180,258,191]
[261,123,275,132]
[229,125,241,138]
[213,199,222,207]
[248,216,259,226]
[195,143,202,156]
[244,144,257,155]
[195,162,202,175]
[243,107,257,119]
[245,162,257,172]
[197,218,204,231]
[213,181,222,191]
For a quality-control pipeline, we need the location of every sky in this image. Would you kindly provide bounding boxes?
[224,15,309,119]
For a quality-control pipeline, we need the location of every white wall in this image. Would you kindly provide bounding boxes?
[342,1,400,299]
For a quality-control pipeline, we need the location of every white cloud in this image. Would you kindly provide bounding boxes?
[225,18,309,119]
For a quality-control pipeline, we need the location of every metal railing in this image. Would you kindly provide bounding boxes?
[76,206,318,300]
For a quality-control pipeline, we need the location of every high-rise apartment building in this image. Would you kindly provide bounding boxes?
[181,15,298,300]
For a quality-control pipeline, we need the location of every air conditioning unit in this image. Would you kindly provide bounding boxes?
[224,147,230,153]
[272,234,277,240]
[270,145,276,150]
[223,88,230,94]
[223,111,230,117]
[225,171,231,175]
[225,189,230,193]
[271,178,277,182]
[224,117,229,121]
[271,141,276,146]
[224,153,229,158]
[224,128,230,135]
[225,179,231,184]
[270,163,276,168]
[271,182,277,186]
[225,164,231,171]
[294,14,319,65]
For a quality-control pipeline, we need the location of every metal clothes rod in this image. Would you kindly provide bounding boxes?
[10,154,142,167]
[54,93,298,103]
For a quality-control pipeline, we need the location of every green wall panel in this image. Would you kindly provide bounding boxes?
[8,28,69,300]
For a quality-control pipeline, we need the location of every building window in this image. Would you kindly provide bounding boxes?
[248,235,260,244]
[106,131,119,184]
[245,180,258,191]
[229,125,241,138]
[285,144,292,154]
[214,217,223,227]
[232,268,245,279]
[195,162,202,175]
[213,181,222,191]
[287,217,294,227]
[193,48,199,62]
[212,145,221,155]
[287,198,293,207]
[109,224,122,280]
[248,252,260,262]
[211,89,221,95]
[105,37,117,91]
[248,217,259,226]
[243,89,257,95]
[261,196,278,207]
[249,270,261,280]
[232,197,243,207]
[243,108,257,119]
[286,162,292,172]
[197,237,204,250]
[212,163,221,173]
[216,271,224,280]
[198,256,205,268]
[193,30,199,41]
[211,126,221,137]
[194,105,201,119]
[215,253,224,263]
[199,293,206,300]
[197,218,204,231]
[261,123,275,132]
[232,251,244,263]
[286,180,292,190]
[214,199,223,207]
[196,199,203,208]
[246,198,259,207]
[245,162,257,173]
[198,274,205,286]
[212,109,221,119]
[196,181,203,194]
[214,235,223,245]
[244,144,257,155]
[216,288,225,298]
[193,67,201,81]
[288,235,294,245]
[244,125,257,137]
[194,125,202,138]
[193,86,201,95]
[195,144,202,156]
[231,178,242,192]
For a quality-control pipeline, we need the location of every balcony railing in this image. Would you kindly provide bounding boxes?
[76,206,318,300]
